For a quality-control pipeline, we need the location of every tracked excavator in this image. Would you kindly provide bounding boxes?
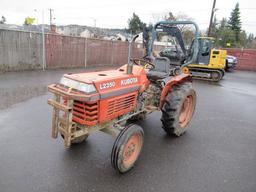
[187,37,227,81]
[143,25,227,82]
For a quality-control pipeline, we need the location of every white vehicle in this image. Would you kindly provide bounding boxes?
[226,55,237,71]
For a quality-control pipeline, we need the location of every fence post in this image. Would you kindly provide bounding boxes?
[84,38,88,68]
[111,40,114,65]
[42,10,46,71]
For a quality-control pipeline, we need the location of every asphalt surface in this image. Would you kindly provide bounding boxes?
[0,69,255,192]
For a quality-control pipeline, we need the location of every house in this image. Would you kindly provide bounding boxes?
[80,29,94,38]
[115,33,127,41]
[56,25,83,36]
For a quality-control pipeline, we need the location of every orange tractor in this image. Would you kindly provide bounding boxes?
[48,21,198,173]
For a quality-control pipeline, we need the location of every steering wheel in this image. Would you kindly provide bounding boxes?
[131,58,155,70]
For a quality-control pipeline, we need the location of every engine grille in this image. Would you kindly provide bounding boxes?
[72,100,98,126]
[106,92,137,118]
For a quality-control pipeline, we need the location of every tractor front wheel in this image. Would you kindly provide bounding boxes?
[161,82,196,136]
[111,124,144,173]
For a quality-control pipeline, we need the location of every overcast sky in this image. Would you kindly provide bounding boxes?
[1,0,256,35]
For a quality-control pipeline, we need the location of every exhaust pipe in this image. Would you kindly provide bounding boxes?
[127,34,139,74]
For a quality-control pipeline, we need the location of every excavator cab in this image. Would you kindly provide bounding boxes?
[198,38,214,63]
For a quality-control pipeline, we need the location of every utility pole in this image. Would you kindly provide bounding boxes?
[34,9,39,25]
[90,18,97,28]
[49,8,53,25]
[208,0,217,37]
[93,18,97,28]
[42,10,46,71]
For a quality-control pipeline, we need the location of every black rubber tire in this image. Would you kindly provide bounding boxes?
[111,124,144,173]
[161,82,196,136]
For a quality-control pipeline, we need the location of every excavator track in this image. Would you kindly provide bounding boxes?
[188,67,225,82]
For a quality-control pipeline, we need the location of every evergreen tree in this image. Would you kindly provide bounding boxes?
[219,18,227,29]
[228,2,242,41]
[128,13,146,34]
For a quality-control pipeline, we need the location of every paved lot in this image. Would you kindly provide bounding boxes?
[0,69,255,192]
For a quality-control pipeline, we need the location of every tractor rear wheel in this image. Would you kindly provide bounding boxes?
[161,82,196,136]
[111,124,144,173]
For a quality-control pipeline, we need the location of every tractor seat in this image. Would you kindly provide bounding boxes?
[146,57,170,80]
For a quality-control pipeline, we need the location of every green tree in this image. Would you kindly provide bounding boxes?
[247,33,254,42]
[212,5,247,48]
[24,17,35,25]
[128,13,146,34]
[247,34,256,48]
[219,18,228,29]
[228,2,242,41]
[238,30,247,47]
[0,16,6,24]
[215,26,236,47]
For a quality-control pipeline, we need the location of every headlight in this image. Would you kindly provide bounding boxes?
[228,58,234,62]
[60,77,96,94]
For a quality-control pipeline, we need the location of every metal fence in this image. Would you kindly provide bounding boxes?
[1,28,256,72]
[0,29,144,72]
[45,35,144,69]
[0,29,44,71]
[225,48,256,71]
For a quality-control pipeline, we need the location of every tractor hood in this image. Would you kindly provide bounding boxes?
[60,65,149,97]
[63,69,130,84]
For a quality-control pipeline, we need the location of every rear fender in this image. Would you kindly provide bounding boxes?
[160,74,191,109]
